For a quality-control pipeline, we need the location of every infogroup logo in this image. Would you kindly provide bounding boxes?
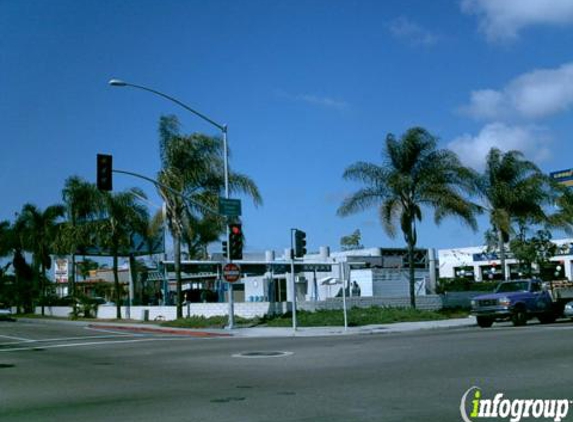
[460,387,571,422]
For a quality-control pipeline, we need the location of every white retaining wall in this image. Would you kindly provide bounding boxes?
[37,302,288,322]
[36,296,441,321]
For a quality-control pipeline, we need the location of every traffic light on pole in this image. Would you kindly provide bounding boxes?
[229,223,243,260]
[97,154,113,191]
[294,229,307,258]
[222,241,228,257]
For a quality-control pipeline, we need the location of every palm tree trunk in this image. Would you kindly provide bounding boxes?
[407,240,417,309]
[69,253,76,298]
[15,268,21,314]
[33,260,40,316]
[129,254,139,305]
[497,228,507,280]
[41,262,45,316]
[113,253,121,319]
[175,234,183,319]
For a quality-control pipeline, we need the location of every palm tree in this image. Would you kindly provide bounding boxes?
[158,115,262,318]
[338,127,478,308]
[0,220,10,259]
[475,148,550,279]
[0,220,14,305]
[8,216,34,312]
[76,258,99,281]
[183,215,225,260]
[62,176,103,297]
[97,188,149,319]
[545,181,573,238]
[17,203,66,314]
[145,209,166,257]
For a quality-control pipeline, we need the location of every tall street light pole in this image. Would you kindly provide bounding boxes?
[108,79,229,197]
[109,78,234,328]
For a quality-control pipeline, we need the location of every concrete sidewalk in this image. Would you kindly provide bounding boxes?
[20,316,477,338]
[228,316,477,337]
[15,316,476,338]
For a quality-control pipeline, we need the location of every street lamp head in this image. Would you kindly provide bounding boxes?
[108,78,127,87]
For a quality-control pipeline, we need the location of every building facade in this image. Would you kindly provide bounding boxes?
[438,239,573,281]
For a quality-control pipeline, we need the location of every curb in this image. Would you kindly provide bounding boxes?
[87,324,232,338]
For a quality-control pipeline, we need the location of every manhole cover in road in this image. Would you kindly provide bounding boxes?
[233,351,293,358]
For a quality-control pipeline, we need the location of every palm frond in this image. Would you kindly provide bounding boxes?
[229,172,263,206]
[337,187,385,217]
[379,198,402,238]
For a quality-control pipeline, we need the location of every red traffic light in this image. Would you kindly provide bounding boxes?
[228,223,243,260]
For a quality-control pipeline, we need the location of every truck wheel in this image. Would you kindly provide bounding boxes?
[538,314,556,324]
[511,307,528,327]
[476,317,494,328]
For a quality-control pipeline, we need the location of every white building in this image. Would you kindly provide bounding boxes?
[438,239,573,281]
[166,246,434,304]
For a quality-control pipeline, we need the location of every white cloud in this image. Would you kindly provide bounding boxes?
[388,17,439,46]
[460,62,573,120]
[296,94,349,110]
[276,90,349,111]
[448,122,552,170]
[461,0,573,42]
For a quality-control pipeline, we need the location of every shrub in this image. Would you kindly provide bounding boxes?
[436,278,497,294]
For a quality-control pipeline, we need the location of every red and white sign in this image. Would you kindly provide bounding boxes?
[55,259,69,284]
[223,263,241,283]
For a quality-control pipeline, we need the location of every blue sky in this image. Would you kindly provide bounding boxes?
[2,0,573,254]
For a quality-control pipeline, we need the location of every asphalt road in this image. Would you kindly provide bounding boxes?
[1,319,573,422]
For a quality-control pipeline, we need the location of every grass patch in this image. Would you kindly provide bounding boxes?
[262,306,469,327]
[161,315,258,329]
[438,307,471,319]
[161,307,469,328]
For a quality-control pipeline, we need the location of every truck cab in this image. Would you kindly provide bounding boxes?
[471,279,555,328]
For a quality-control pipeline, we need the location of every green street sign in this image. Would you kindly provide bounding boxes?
[218,198,242,217]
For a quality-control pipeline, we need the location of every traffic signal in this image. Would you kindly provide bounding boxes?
[294,229,307,258]
[97,154,113,191]
[229,223,243,260]
[222,241,228,257]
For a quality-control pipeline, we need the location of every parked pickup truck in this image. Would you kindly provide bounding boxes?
[471,279,573,328]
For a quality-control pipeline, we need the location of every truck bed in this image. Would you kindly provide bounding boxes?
[549,280,573,301]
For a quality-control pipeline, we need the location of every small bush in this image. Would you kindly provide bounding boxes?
[162,315,256,329]
[436,278,497,294]
[262,306,468,327]
[68,295,99,319]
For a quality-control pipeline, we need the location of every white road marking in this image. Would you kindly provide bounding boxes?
[0,334,136,346]
[539,325,573,330]
[0,338,155,352]
[35,334,137,342]
[85,326,144,336]
[0,334,34,342]
[0,336,197,353]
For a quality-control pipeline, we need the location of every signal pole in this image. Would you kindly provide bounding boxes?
[290,229,297,331]
[289,228,307,332]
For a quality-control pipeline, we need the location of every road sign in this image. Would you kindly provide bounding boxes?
[550,168,573,187]
[218,198,242,217]
[223,263,241,283]
[54,259,69,284]
[299,264,332,272]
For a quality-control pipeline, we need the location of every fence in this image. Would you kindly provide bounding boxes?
[299,295,442,312]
